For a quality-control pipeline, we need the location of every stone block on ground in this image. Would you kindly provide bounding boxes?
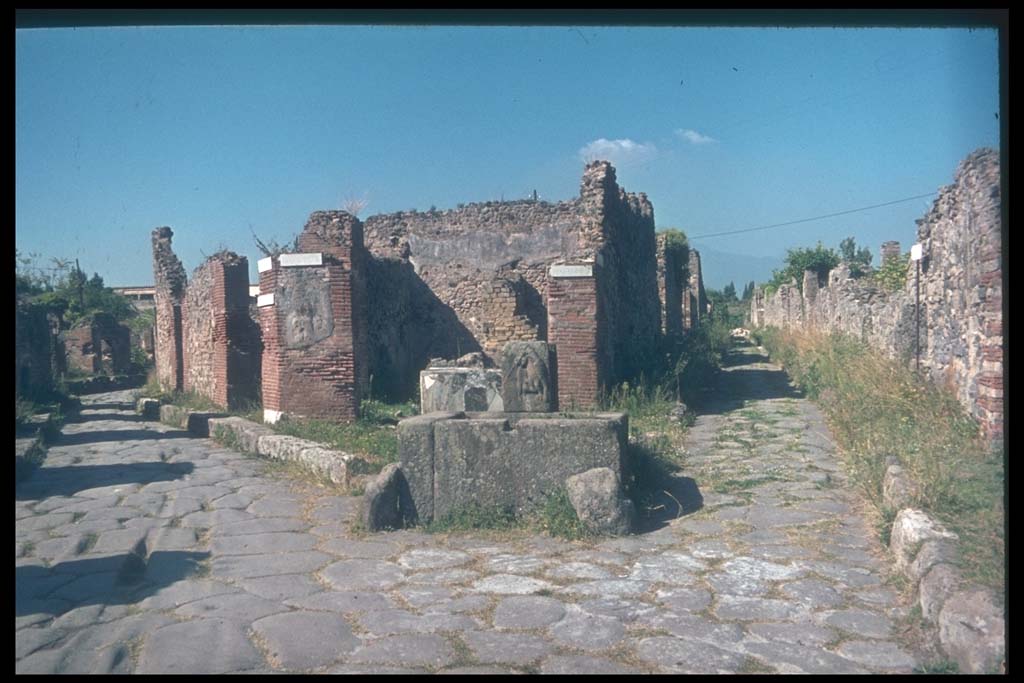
[420,367,502,414]
[422,412,628,523]
[360,463,414,531]
[918,563,962,622]
[136,398,161,420]
[889,509,958,574]
[882,464,919,511]
[565,467,634,536]
[159,404,189,428]
[938,588,1005,674]
[500,341,555,412]
[185,412,228,438]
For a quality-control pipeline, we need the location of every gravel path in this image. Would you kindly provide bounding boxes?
[15,346,924,673]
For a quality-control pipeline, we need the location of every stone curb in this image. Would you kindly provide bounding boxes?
[206,416,367,489]
[15,413,57,483]
[885,472,1005,673]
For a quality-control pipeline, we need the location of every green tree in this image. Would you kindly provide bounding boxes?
[839,236,873,278]
[723,281,737,301]
[766,241,840,293]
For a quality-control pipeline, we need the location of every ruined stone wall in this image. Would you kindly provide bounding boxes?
[16,303,63,397]
[151,227,187,392]
[655,234,686,338]
[683,249,708,331]
[62,313,132,376]
[259,212,368,423]
[363,161,660,405]
[182,253,261,409]
[758,148,1002,443]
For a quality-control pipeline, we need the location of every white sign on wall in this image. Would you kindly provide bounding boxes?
[910,243,923,261]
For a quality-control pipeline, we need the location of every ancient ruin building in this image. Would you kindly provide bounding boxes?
[656,233,686,338]
[15,302,64,397]
[151,227,187,392]
[682,249,708,331]
[182,252,262,409]
[153,160,704,422]
[62,313,131,376]
[363,161,662,408]
[151,229,261,409]
[258,212,369,423]
[756,148,1003,444]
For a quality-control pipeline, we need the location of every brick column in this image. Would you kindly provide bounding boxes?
[258,211,368,424]
[547,262,601,410]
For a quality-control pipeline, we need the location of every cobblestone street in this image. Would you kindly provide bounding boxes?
[15,343,924,674]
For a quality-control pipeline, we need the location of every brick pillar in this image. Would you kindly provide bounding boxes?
[547,262,601,410]
[881,241,902,266]
[259,211,368,424]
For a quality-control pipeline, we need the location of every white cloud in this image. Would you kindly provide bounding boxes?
[578,138,658,166]
[676,128,717,145]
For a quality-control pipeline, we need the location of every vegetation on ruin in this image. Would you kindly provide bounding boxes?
[752,326,1004,599]
[763,241,841,294]
[270,398,419,470]
[872,251,912,292]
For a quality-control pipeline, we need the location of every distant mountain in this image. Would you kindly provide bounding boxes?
[689,243,782,292]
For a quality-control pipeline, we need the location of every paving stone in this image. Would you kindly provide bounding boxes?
[819,609,893,638]
[634,636,746,673]
[835,640,917,671]
[778,578,846,608]
[540,654,641,675]
[714,595,802,621]
[705,571,772,597]
[492,595,566,630]
[355,608,478,636]
[470,574,553,595]
[853,586,900,607]
[347,634,456,668]
[136,618,266,673]
[49,602,131,631]
[462,631,552,666]
[210,532,317,556]
[319,559,406,591]
[444,665,521,674]
[247,498,304,518]
[655,586,713,613]
[578,596,660,622]
[236,574,323,601]
[482,554,549,574]
[175,592,289,622]
[252,611,360,671]
[318,538,401,558]
[637,611,745,644]
[626,551,705,583]
[211,551,332,579]
[406,568,480,585]
[747,621,838,647]
[394,585,456,608]
[16,513,76,532]
[549,604,626,650]
[396,548,473,570]
[285,590,396,613]
[15,624,70,660]
[558,579,650,598]
[544,561,614,581]
[742,641,868,674]
[327,665,430,674]
[137,579,243,610]
[422,594,492,615]
[688,539,735,559]
[564,549,630,566]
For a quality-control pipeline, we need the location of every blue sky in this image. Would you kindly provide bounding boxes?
[16,24,1000,289]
